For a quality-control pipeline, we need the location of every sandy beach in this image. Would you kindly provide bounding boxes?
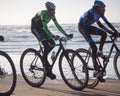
[0,23,120,96]
[10,75,120,96]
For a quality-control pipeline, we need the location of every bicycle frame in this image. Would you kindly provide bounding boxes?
[37,37,69,70]
[88,35,120,73]
[102,36,120,72]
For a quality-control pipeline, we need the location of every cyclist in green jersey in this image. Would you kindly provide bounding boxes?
[31,1,73,80]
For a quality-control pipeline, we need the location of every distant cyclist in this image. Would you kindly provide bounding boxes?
[31,1,73,80]
[78,0,119,82]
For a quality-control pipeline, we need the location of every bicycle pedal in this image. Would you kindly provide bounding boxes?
[97,77,105,82]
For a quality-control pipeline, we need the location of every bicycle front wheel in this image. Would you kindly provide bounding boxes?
[59,49,88,91]
[20,48,45,87]
[0,51,16,95]
[114,52,120,80]
[76,48,99,88]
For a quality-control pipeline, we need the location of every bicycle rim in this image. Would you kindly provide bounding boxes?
[0,51,16,95]
[76,48,99,88]
[114,52,120,80]
[59,49,88,91]
[20,48,45,87]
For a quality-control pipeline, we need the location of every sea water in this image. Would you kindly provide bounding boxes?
[0,23,120,79]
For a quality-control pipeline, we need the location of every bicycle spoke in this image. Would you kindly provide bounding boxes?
[20,48,45,87]
[76,48,99,88]
[114,52,120,80]
[59,49,88,91]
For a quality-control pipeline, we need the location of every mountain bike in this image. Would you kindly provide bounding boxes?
[74,33,120,88]
[20,36,88,91]
[0,42,17,95]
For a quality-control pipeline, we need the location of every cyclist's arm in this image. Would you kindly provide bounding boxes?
[52,16,67,36]
[102,16,118,33]
[40,11,54,38]
[97,21,113,34]
[106,21,118,32]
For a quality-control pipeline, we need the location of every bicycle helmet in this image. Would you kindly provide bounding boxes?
[45,1,56,10]
[94,0,106,8]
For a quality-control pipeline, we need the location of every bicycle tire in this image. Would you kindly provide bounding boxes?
[20,48,46,87]
[76,48,99,88]
[59,49,88,91]
[0,51,16,95]
[114,51,120,80]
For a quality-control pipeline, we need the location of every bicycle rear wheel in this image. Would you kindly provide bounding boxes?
[76,48,99,88]
[20,48,45,87]
[59,49,88,91]
[114,52,120,80]
[0,51,16,95]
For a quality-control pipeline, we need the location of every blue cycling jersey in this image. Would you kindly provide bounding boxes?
[79,8,108,26]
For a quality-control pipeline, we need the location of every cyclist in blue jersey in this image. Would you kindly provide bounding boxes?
[78,0,119,82]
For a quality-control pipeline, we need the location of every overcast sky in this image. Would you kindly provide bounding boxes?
[0,0,120,25]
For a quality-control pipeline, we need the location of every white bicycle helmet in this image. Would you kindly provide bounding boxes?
[45,1,56,10]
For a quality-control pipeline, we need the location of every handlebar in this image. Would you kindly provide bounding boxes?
[109,30,120,38]
[47,36,72,48]
[59,36,72,42]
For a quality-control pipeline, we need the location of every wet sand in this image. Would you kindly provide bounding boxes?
[10,76,120,96]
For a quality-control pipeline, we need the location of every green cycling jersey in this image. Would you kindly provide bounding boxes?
[40,10,67,38]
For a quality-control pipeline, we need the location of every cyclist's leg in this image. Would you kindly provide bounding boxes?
[88,26,107,59]
[95,28,107,51]
[89,42,105,82]
[31,28,56,79]
[87,26,106,82]
[89,42,99,71]
[31,28,45,41]
[85,26,107,51]
[41,39,55,67]
[41,39,56,79]
[32,27,55,64]
[31,28,52,67]
[41,41,50,67]
[97,28,108,60]
[79,24,105,81]
[79,24,98,71]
